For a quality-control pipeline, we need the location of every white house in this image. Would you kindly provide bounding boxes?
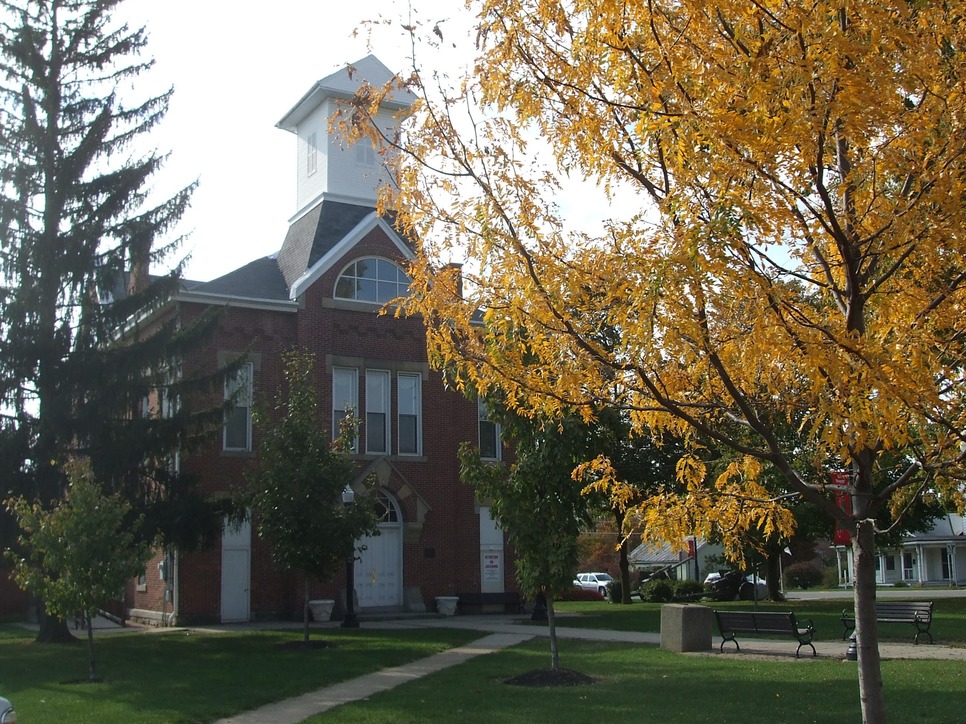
[835,514,966,587]
[628,537,724,582]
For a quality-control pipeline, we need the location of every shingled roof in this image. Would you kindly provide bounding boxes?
[276,200,378,291]
[185,254,290,301]
[181,198,412,305]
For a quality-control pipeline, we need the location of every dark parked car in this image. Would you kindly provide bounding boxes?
[706,570,767,601]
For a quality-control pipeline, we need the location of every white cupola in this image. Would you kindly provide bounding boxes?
[276,55,415,216]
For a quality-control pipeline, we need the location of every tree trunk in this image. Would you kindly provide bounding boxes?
[35,602,76,644]
[303,575,310,643]
[86,612,98,682]
[545,591,560,671]
[618,537,632,604]
[764,540,785,601]
[613,508,633,604]
[853,517,886,723]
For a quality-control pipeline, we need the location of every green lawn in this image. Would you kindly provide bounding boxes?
[309,637,966,723]
[0,625,481,723]
[2,594,964,723]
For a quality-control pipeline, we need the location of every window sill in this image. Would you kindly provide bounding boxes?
[221,449,255,457]
[351,453,427,464]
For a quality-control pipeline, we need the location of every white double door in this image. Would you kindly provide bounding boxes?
[354,494,403,608]
[221,501,404,616]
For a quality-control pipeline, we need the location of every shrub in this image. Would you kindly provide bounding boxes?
[640,579,674,603]
[637,568,674,588]
[822,565,841,589]
[785,562,825,590]
[672,579,705,601]
[559,587,608,602]
[606,580,622,603]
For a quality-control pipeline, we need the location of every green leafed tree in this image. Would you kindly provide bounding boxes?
[0,1,227,641]
[459,407,593,675]
[578,407,688,604]
[6,458,151,681]
[241,349,377,644]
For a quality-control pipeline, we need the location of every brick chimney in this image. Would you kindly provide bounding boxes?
[443,262,464,299]
[128,241,150,295]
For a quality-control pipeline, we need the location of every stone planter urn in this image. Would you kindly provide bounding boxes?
[435,596,460,616]
[308,599,335,622]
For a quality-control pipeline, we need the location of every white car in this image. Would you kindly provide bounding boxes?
[0,695,16,724]
[572,572,615,597]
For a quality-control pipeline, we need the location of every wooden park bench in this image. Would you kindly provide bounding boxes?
[714,610,817,658]
[457,591,523,614]
[841,601,934,644]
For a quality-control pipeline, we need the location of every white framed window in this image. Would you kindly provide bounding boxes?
[334,257,411,305]
[902,552,915,580]
[307,131,318,176]
[355,140,376,167]
[366,370,391,454]
[140,367,155,418]
[333,367,359,451]
[224,363,253,451]
[478,398,501,460]
[141,391,153,418]
[397,372,421,455]
[161,364,180,420]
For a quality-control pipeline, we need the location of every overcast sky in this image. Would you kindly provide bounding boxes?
[122,0,467,282]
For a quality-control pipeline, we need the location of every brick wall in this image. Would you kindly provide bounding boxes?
[127,225,515,624]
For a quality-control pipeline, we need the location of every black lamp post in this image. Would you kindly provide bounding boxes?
[341,485,359,628]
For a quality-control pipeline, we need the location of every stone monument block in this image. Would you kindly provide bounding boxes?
[660,603,712,653]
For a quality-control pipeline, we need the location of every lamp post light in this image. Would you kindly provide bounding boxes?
[341,485,359,628]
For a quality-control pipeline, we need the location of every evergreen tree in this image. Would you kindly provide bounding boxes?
[0,0,225,640]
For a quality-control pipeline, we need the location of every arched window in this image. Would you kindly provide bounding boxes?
[335,257,411,304]
[374,490,401,524]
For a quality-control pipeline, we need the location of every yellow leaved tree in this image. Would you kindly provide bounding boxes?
[343,3,966,721]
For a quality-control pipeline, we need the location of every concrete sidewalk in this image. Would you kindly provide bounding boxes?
[214,631,533,724]
[212,613,966,724]
[387,613,966,660]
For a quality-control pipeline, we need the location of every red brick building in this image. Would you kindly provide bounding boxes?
[125,56,512,625]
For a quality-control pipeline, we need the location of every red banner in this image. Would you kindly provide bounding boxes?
[832,472,852,544]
